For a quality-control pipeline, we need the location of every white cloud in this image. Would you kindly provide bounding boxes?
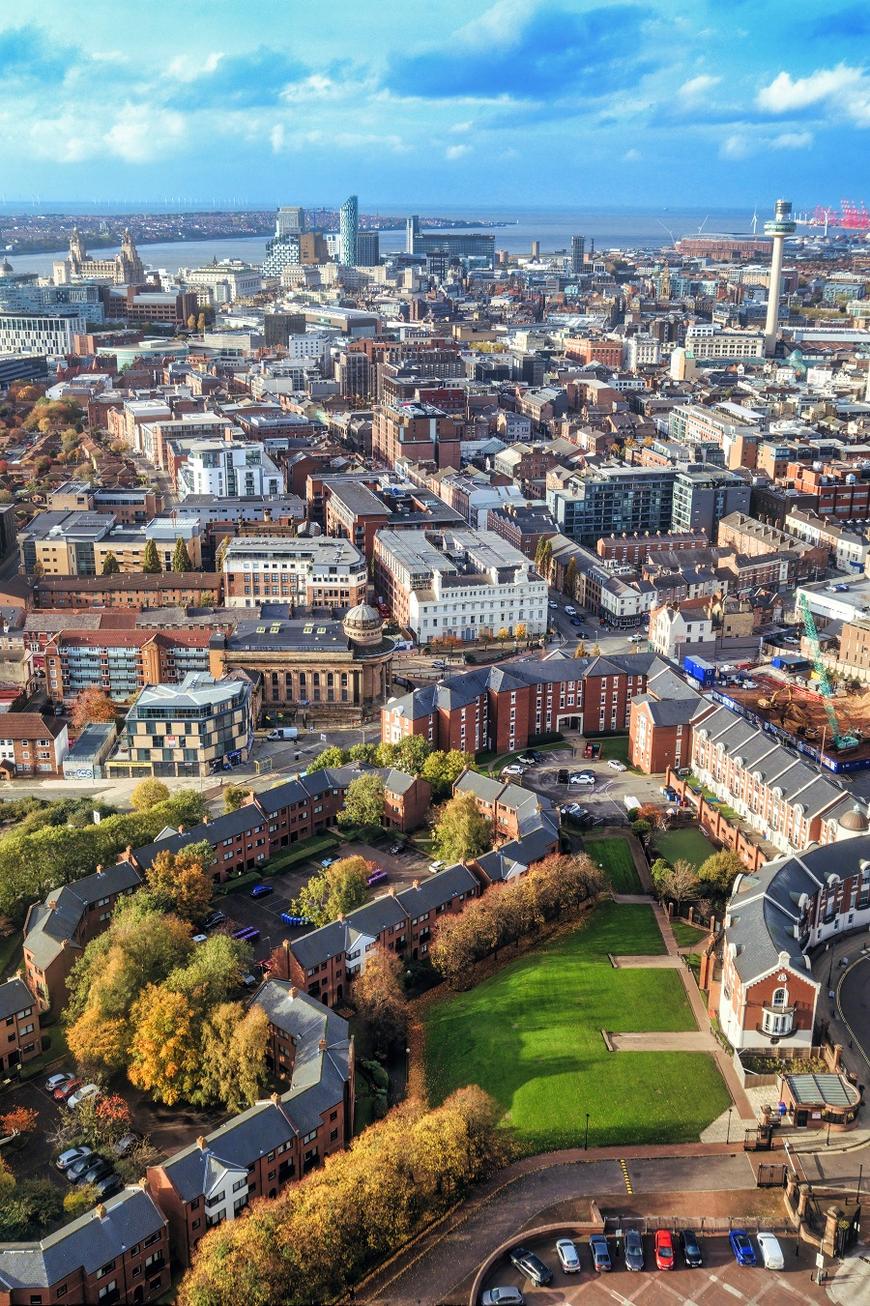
[445,143,471,160]
[756,63,870,128]
[103,106,187,162]
[678,73,720,100]
[771,130,813,149]
[167,52,223,81]
[623,147,641,161]
[720,127,813,160]
[720,133,750,160]
[270,123,286,153]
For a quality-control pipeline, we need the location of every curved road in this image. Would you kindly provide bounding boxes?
[837,953,870,1077]
[359,1153,756,1304]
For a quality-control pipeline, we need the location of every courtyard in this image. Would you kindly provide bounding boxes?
[423,902,731,1152]
[654,826,718,868]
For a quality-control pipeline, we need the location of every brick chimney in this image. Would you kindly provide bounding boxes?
[319,1038,327,1052]
[96,1203,107,1219]
[177,825,185,834]
[95,864,103,874]
[289,986,297,998]
[197,1136,207,1151]
[412,879,419,889]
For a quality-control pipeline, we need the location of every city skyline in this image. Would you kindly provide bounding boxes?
[0,0,867,206]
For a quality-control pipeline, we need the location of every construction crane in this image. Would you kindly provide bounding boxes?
[798,594,859,750]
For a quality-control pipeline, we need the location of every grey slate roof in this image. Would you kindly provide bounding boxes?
[23,863,143,971]
[0,978,34,1022]
[0,1187,166,1290]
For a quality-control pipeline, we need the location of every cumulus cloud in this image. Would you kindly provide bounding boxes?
[678,73,721,100]
[103,105,187,162]
[624,147,642,160]
[445,143,471,160]
[720,127,813,159]
[756,62,865,112]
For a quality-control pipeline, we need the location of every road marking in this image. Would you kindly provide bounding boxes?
[712,1280,743,1299]
[619,1158,634,1194]
[604,1288,635,1305]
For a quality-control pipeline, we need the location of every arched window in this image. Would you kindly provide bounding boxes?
[772,987,788,1007]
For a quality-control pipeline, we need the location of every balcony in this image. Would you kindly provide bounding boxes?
[757,1005,796,1039]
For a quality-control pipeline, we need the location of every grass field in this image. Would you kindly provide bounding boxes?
[654,827,717,869]
[671,920,710,947]
[424,902,730,1151]
[583,836,642,893]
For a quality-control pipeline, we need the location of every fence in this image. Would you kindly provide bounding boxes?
[602,1214,793,1235]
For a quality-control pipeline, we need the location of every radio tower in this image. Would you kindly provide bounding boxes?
[764,198,795,357]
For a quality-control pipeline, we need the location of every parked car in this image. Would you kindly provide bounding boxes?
[54,1078,83,1103]
[481,1289,524,1306]
[78,1158,114,1186]
[46,1071,76,1095]
[564,606,577,615]
[56,1145,92,1173]
[388,842,404,855]
[570,774,595,786]
[548,600,559,609]
[729,1229,756,1266]
[588,1234,611,1272]
[555,1238,581,1273]
[250,884,274,898]
[607,759,627,772]
[654,1229,675,1270]
[320,857,336,869]
[569,617,584,627]
[112,1132,141,1159]
[92,1172,124,1200]
[516,755,536,766]
[508,1248,552,1286]
[203,911,227,931]
[429,860,445,874]
[757,1232,784,1270]
[629,634,644,643]
[660,786,678,801]
[66,1152,105,1184]
[67,1083,101,1111]
[366,869,388,887]
[624,1229,644,1271]
[501,764,525,777]
[192,933,208,944]
[680,1229,703,1267]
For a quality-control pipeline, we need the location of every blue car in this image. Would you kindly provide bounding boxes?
[250,884,274,899]
[729,1230,756,1266]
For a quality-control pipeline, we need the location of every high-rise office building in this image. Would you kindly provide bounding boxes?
[355,231,380,265]
[570,235,585,275]
[406,215,420,254]
[276,206,305,236]
[339,195,359,267]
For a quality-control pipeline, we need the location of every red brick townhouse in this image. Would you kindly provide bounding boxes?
[147,984,353,1267]
[0,713,68,778]
[23,862,143,1014]
[381,652,664,756]
[452,770,561,884]
[0,1184,170,1305]
[628,661,713,775]
[287,865,480,1007]
[0,978,41,1073]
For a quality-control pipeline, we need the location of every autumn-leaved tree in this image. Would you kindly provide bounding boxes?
[0,1107,37,1139]
[338,773,384,828]
[432,792,492,866]
[128,984,200,1105]
[101,551,120,575]
[144,840,214,922]
[64,1184,100,1218]
[305,745,349,772]
[656,858,700,910]
[292,856,369,927]
[393,734,431,775]
[130,778,170,811]
[70,687,116,728]
[172,537,193,572]
[142,538,162,574]
[352,944,406,1053]
[563,556,577,598]
[697,849,744,898]
[198,1002,268,1111]
[223,784,248,813]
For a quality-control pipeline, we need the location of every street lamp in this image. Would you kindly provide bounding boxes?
[726,1106,733,1144]
[584,1112,590,1150]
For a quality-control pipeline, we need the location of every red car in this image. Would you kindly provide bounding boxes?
[53,1077,83,1103]
[655,1229,675,1270]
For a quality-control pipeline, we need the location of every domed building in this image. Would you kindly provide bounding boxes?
[835,804,870,839]
[343,602,384,648]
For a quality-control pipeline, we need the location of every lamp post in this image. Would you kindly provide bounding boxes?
[584,1112,590,1150]
[726,1106,733,1144]
[825,1118,832,1147]
[857,1163,863,1202]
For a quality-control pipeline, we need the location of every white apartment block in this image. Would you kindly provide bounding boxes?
[183,261,263,304]
[0,311,86,356]
[177,440,284,498]
[648,601,713,660]
[784,508,869,573]
[374,528,548,643]
[624,334,661,369]
[684,327,765,360]
[222,537,368,608]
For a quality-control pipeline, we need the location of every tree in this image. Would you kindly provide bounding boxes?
[348,742,375,764]
[223,784,248,813]
[338,774,385,828]
[0,1179,62,1240]
[352,945,407,1053]
[198,1002,268,1111]
[186,314,197,329]
[306,744,349,772]
[128,985,200,1105]
[373,742,398,768]
[172,537,193,572]
[144,842,214,922]
[101,551,120,575]
[433,793,492,866]
[142,538,162,573]
[0,1107,37,1139]
[197,312,207,330]
[130,778,170,812]
[64,1184,100,1218]
[515,622,527,641]
[394,734,432,775]
[421,749,471,800]
[70,687,116,728]
[657,859,700,911]
[649,857,672,889]
[631,818,652,839]
[563,557,577,598]
[292,855,369,927]
[698,849,744,898]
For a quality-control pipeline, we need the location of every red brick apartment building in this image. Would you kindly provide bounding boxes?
[382,653,664,756]
[30,573,223,610]
[0,713,68,777]
[0,1186,171,1305]
[44,629,212,702]
[596,529,708,564]
[372,400,462,470]
[563,337,623,368]
[0,978,40,1072]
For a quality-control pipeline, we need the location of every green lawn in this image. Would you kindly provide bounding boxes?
[593,735,636,769]
[671,920,709,947]
[583,836,642,893]
[424,902,730,1151]
[654,827,717,869]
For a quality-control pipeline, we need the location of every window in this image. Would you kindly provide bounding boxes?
[771,987,788,1007]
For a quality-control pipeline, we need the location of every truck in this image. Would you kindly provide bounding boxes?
[583,740,601,759]
[682,654,716,688]
[624,794,641,814]
[267,727,299,741]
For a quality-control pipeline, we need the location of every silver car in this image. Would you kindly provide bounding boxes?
[556,1238,581,1273]
[481,1289,524,1306]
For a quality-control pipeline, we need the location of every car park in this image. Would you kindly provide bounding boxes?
[680,1229,703,1267]
[250,883,274,898]
[588,1234,611,1272]
[203,911,227,930]
[46,1071,76,1095]
[555,1238,581,1273]
[729,1229,756,1266]
[366,868,388,887]
[78,1158,114,1186]
[56,1145,92,1173]
[112,1132,141,1159]
[508,1248,552,1286]
[66,1152,104,1183]
[67,1083,101,1110]
[655,1229,675,1269]
[607,759,627,772]
[624,1229,644,1271]
[757,1232,784,1269]
[481,1289,524,1306]
[92,1173,123,1200]
[54,1078,83,1103]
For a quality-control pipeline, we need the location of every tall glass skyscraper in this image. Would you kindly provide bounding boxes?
[339,195,358,266]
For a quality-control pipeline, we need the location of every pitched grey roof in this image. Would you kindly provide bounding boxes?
[23,863,143,971]
[0,978,34,1022]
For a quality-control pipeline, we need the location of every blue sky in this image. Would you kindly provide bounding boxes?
[0,0,867,209]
